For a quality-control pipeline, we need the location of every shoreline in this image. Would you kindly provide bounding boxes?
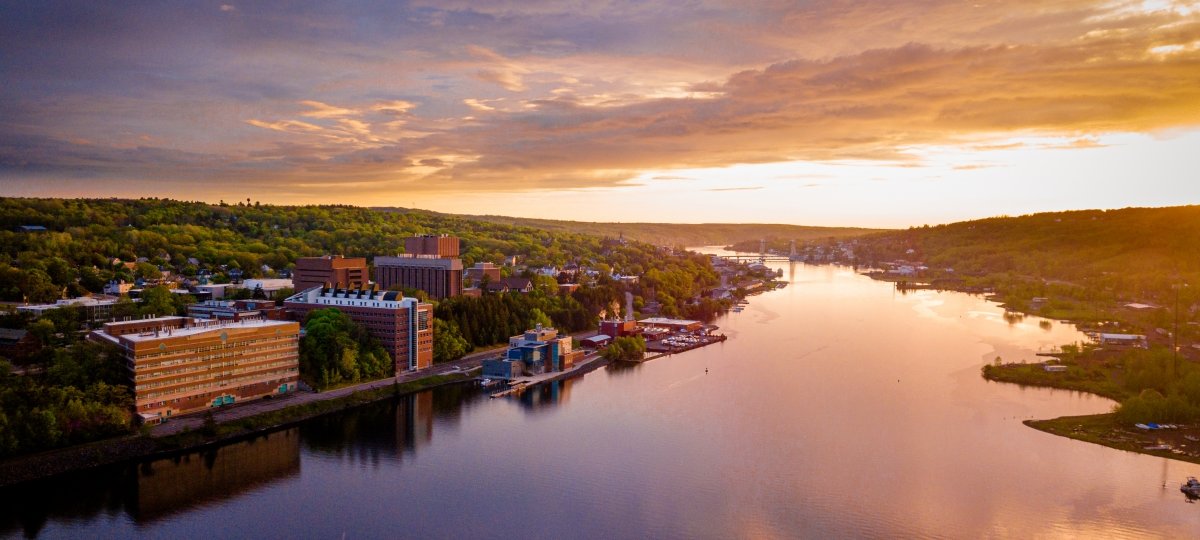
[0,336,635,488]
[0,371,476,488]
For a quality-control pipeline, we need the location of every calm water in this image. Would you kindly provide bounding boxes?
[5,253,1200,539]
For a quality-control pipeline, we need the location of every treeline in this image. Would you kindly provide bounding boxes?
[456,212,880,247]
[1114,347,1200,423]
[435,289,594,350]
[0,198,631,303]
[852,206,1200,311]
[0,341,133,459]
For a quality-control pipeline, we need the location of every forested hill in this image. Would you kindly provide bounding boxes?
[375,209,881,247]
[0,198,699,303]
[855,205,1200,306]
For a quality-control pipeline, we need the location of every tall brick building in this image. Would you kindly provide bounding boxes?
[292,255,368,291]
[374,235,464,299]
[89,316,300,423]
[405,235,460,257]
[284,286,434,372]
[374,256,463,299]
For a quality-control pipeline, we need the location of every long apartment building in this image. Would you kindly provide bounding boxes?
[89,316,300,424]
[284,285,434,372]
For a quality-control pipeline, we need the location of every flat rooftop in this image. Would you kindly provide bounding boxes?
[638,317,702,326]
[95,317,296,344]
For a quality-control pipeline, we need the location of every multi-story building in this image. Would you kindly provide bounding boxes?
[283,285,433,372]
[292,255,368,291]
[374,255,463,299]
[18,295,122,325]
[482,325,582,380]
[88,316,300,424]
[405,234,459,257]
[187,299,288,321]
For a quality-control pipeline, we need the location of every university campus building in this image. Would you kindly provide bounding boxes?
[284,285,434,372]
[292,255,369,291]
[88,316,300,424]
[374,235,464,299]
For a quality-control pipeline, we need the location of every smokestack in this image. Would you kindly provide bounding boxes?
[625,292,634,322]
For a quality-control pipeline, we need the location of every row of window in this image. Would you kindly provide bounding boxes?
[138,367,299,399]
[135,352,297,381]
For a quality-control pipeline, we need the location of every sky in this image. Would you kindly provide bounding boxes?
[1,0,1199,228]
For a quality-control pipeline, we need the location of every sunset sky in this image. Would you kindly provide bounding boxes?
[2,1,1199,227]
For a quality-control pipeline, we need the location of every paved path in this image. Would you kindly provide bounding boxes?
[150,329,597,436]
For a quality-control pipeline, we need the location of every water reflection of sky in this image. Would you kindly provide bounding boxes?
[9,253,1200,539]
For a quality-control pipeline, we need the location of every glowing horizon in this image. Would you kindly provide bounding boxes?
[2,1,1198,227]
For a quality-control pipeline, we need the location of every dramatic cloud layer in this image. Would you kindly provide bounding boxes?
[1,0,1198,212]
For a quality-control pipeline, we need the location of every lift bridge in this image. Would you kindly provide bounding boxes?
[717,239,799,262]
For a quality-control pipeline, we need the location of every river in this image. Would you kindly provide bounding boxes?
[3,251,1199,538]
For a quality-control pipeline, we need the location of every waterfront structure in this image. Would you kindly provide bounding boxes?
[1098,333,1148,348]
[374,256,463,299]
[482,325,581,380]
[637,317,703,334]
[284,285,433,372]
[88,316,300,424]
[600,319,637,338]
[187,299,288,321]
[18,295,122,325]
[292,255,368,291]
[580,334,612,349]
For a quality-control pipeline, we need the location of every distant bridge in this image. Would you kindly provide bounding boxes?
[718,254,794,262]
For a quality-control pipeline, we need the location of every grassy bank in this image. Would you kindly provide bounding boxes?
[1027,414,1200,465]
[981,359,1127,402]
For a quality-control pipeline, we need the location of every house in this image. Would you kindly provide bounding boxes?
[18,225,47,233]
[0,328,39,360]
[104,280,134,295]
[1098,333,1148,348]
[486,277,533,294]
[581,334,612,348]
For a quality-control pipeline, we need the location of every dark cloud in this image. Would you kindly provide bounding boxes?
[0,0,1197,200]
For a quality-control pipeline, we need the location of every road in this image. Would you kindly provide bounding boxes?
[150,330,596,436]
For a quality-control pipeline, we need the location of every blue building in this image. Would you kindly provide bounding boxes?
[481,325,579,381]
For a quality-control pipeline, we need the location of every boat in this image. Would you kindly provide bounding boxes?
[1181,477,1200,497]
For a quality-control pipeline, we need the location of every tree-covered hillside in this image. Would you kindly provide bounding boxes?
[382,209,881,247]
[853,206,1200,321]
[0,198,683,303]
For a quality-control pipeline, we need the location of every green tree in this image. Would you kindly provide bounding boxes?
[433,319,471,364]
[603,336,646,362]
[138,285,177,317]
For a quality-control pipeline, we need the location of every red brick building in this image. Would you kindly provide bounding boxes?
[405,235,459,257]
[292,255,368,291]
[284,286,434,372]
[374,256,463,299]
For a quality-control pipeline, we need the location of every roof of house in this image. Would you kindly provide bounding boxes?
[0,328,30,343]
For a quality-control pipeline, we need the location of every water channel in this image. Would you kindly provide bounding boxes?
[4,251,1199,538]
